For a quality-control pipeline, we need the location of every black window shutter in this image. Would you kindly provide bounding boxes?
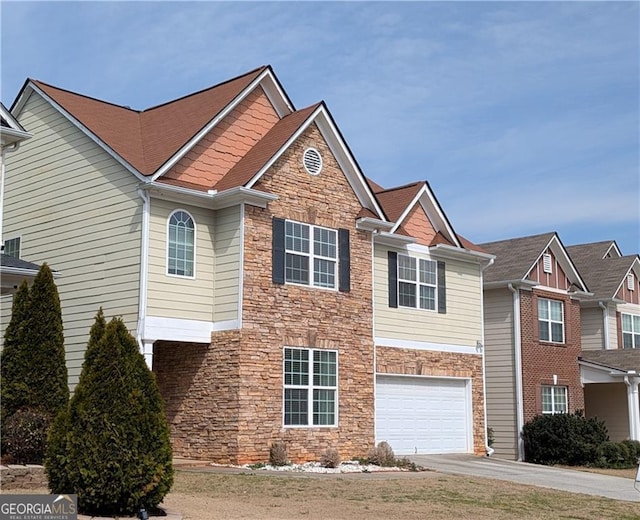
[272,217,285,284]
[437,260,447,314]
[338,229,350,292]
[388,251,398,308]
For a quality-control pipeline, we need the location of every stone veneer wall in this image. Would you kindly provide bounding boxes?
[0,465,47,490]
[376,346,487,456]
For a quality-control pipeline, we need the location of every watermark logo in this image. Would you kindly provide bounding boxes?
[0,494,77,520]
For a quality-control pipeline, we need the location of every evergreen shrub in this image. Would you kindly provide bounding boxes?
[45,312,173,517]
[522,411,608,466]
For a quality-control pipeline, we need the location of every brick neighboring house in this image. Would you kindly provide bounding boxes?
[480,232,590,460]
[1,66,492,463]
[566,240,640,442]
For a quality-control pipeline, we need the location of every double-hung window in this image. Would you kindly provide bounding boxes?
[167,210,195,277]
[622,314,640,349]
[285,221,337,289]
[541,385,567,414]
[538,298,564,343]
[3,237,20,259]
[397,254,437,310]
[283,347,337,427]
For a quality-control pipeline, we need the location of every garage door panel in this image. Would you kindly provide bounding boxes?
[376,375,471,455]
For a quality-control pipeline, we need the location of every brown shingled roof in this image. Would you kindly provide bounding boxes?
[580,349,640,372]
[214,103,320,191]
[374,182,423,223]
[31,66,268,175]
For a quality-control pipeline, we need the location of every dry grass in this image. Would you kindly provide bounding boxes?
[160,469,640,520]
[5,469,640,519]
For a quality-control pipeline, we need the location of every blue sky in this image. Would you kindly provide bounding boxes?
[2,1,638,254]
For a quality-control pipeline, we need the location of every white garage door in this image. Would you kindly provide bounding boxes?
[375,375,471,455]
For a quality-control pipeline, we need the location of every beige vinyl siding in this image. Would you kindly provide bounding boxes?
[146,201,241,323]
[147,199,215,321]
[373,245,482,346]
[581,306,605,350]
[213,205,241,322]
[585,383,628,441]
[0,91,141,387]
[483,288,518,459]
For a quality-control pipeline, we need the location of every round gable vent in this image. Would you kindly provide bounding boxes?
[303,148,323,175]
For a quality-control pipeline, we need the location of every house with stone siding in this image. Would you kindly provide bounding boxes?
[480,232,590,461]
[1,66,492,464]
[566,241,640,443]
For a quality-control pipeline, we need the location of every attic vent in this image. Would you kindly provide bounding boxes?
[303,148,322,175]
[628,273,635,291]
[543,253,553,274]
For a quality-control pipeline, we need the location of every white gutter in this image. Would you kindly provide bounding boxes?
[508,283,525,461]
[430,243,495,264]
[481,257,495,456]
[136,187,151,367]
[598,301,610,349]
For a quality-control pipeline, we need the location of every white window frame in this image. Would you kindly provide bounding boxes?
[2,236,21,259]
[622,313,640,349]
[284,220,338,290]
[541,385,568,414]
[538,298,565,344]
[397,254,438,311]
[166,209,196,279]
[283,347,338,428]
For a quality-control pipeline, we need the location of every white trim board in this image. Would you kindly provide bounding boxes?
[374,337,480,355]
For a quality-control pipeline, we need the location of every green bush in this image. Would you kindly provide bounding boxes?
[621,440,640,465]
[45,313,173,517]
[2,408,50,464]
[522,411,609,466]
[596,440,640,469]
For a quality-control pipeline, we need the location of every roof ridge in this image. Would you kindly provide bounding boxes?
[141,65,269,113]
[31,79,141,113]
[376,181,424,194]
[479,230,556,246]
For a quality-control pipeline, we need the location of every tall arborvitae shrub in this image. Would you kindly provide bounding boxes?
[46,315,173,516]
[0,280,32,425]
[21,263,68,417]
[46,308,106,494]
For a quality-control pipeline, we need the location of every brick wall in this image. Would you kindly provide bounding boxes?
[376,346,486,455]
[519,288,584,424]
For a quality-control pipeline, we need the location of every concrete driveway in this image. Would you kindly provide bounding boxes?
[409,453,640,502]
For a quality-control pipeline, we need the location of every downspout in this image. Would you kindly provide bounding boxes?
[598,301,610,349]
[0,143,21,246]
[481,258,495,456]
[508,283,525,461]
[136,187,151,368]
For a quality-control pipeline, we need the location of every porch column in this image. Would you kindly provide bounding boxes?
[624,375,640,441]
[142,340,154,370]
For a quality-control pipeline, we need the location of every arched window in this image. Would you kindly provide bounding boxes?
[167,210,195,277]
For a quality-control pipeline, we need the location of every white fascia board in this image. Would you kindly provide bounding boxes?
[373,231,416,248]
[375,336,481,356]
[22,83,147,182]
[245,105,387,221]
[144,316,238,343]
[613,257,640,298]
[604,241,622,258]
[356,217,394,232]
[525,234,589,292]
[579,360,626,384]
[390,185,461,248]
[483,279,537,290]
[145,182,277,210]
[151,68,294,182]
[429,243,495,265]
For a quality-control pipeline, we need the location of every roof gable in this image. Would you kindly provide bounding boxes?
[482,232,587,290]
[13,66,292,177]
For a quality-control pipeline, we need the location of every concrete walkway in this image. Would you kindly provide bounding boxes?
[409,453,640,502]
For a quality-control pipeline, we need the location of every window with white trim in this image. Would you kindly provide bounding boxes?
[167,210,195,277]
[542,385,567,414]
[622,314,640,349]
[3,237,20,259]
[538,298,564,343]
[285,221,337,289]
[397,254,437,310]
[283,347,337,427]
